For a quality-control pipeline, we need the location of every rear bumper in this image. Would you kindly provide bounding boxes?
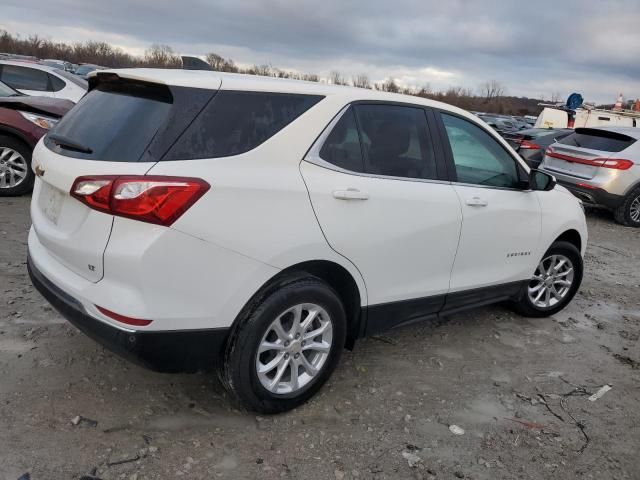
[557,181,625,209]
[28,254,229,373]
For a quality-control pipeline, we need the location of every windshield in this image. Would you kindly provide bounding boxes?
[0,80,20,97]
[75,65,99,75]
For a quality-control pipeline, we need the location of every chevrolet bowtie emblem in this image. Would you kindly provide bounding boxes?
[34,164,45,177]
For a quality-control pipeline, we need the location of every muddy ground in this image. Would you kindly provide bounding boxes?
[1,195,639,480]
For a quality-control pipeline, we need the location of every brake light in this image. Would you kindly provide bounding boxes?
[545,149,634,170]
[601,159,634,170]
[96,305,152,327]
[70,175,210,226]
[519,140,541,150]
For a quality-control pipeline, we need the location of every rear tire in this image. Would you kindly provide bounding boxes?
[0,135,34,196]
[510,241,583,318]
[613,186,640,227]
[221,274,346,413]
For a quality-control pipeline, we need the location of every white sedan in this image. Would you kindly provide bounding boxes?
[0,60,87,103]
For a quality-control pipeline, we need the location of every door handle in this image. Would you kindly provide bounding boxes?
[465,196,488,207]
[332,188,369,200]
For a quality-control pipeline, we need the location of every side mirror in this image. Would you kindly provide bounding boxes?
[529,169,556,191]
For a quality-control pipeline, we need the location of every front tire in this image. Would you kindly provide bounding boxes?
[221,275,346,413]
[510,241,583,318]
[614,186,640,227]
[0,135,34,196]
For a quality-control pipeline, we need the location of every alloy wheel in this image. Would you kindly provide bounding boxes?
[256,303,333,395]
[0,147,28,189]
[528,254,575,309]
[630,194,640,223]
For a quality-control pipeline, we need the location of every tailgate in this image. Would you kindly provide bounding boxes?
[542,144,609,180]
[30,142,152,282]
[29,72,220,282]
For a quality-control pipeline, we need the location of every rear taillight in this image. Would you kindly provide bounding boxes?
[546,148,634,170]
[519,140,541,150]
[600,159,634,170]
[70,175,210,226]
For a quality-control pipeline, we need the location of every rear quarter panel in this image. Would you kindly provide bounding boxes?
[146,93,368,307]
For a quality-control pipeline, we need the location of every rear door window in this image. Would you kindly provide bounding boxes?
[558,128,636,152]
[319,107,364,172]
[354,104,438,180]
[0,65,50,91]
[164,91,323,160]
[46,81,173,161]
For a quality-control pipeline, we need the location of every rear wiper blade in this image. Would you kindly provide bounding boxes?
[48,133,93,154]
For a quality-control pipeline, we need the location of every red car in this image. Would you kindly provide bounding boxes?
[0,80,73,195]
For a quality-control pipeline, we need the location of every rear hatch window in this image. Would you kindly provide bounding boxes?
[45,80,175,161]
[558,128,636,152]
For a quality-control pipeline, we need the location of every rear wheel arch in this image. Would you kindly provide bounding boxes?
[0,127,33,151]
[230,260,364,350]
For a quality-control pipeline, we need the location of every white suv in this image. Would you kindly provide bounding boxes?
[28,70,587,413]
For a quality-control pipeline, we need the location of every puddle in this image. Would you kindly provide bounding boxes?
[146,412,255,431]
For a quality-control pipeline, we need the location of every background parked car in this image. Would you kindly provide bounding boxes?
[74,64,105,80]
[0,80,73,195]
[0,60,87,103]
[540,127,640,226]
[504,127,573,168]
[478,114,519,137]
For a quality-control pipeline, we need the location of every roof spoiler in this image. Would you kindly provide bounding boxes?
[181,56,213,71]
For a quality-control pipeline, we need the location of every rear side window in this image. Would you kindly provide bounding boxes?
[1,65,49,91]
[46,81,172,161]
[355,104,437,180]
[319,107,364,172]
[164,91,323,160]
[49,74,65,92]
[558,128,636,152]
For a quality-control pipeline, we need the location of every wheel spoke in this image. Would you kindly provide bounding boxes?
[268,357,290,391]
[298,354,318,375]
[303,322,331,341]
[258,351,285,374]
[290,305,303,334]
[534,286,547,303]
[272,317,290,341]
[258,341,285,354]
[529,282,544,292]
[544,287,552,307]
[300,308,319,331]
[302,340,330,354]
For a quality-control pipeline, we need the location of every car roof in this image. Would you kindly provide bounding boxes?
[0,59,62,75]
[91,68,475,117]
[577,126,640,139]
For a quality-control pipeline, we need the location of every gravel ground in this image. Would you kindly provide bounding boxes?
[1,195,639,480]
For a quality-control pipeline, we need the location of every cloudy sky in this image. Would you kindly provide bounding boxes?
[2,0,639,103]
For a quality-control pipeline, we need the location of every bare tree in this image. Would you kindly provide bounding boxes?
[144,44,180,68]
[351,73,371,89]
[551,91,562,103]
[377,78,399,93]
[480,80,505,101]
[329,71,348,85]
